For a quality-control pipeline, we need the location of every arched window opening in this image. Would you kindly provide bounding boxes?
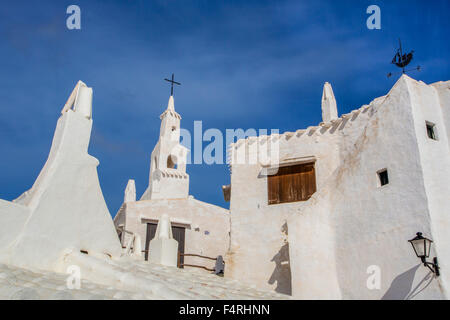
[167,155,177,169]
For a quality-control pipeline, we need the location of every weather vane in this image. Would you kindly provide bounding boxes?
[164,73,181,96]
[387,39,421,78]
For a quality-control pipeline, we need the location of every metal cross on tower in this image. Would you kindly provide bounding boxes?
[164,73,181,96]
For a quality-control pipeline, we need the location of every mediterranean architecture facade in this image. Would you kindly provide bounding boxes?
[0,75,448,299]
[226,75,450,299]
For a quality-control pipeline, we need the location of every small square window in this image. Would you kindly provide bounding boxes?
[426,122,437,140]
[378,169,389,187]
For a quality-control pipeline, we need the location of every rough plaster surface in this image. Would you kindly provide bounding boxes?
[0,259,287,300]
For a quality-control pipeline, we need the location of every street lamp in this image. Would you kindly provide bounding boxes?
[408,232,440,276]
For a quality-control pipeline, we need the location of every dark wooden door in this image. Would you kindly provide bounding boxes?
[144,223,186,268]
[145,223,157,261]
[172,226,185,268]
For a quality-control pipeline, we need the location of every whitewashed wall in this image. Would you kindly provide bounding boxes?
[227,85,375,295]
[288,76,450,299]
[228,76,450,299]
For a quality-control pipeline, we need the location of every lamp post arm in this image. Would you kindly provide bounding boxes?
[424,262,436,273]
[423,257,440,276]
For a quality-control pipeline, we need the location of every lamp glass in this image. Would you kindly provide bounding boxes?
[410,238,425,257]
[409,233,433,258]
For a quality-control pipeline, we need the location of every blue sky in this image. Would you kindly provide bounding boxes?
[0,0,448,215]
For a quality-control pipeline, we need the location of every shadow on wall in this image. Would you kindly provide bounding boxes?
[268,223,292,295]
[382,264,434,300]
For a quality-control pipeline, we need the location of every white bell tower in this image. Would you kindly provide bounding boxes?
[141,95,189,200]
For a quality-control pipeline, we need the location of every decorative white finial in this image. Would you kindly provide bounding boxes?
[321,82,338,123]
[148,214,178,267]
[167,95,175,111]
[124,179,136,203]
[155,214,173,240]
[61,80,93,119]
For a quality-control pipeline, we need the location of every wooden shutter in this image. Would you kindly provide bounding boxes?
[268,174,280,205]
[267,163,316,205]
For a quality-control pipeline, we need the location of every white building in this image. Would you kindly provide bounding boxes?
[226,75,450,299]
[0,75,449,300]
[114,95,230,271]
